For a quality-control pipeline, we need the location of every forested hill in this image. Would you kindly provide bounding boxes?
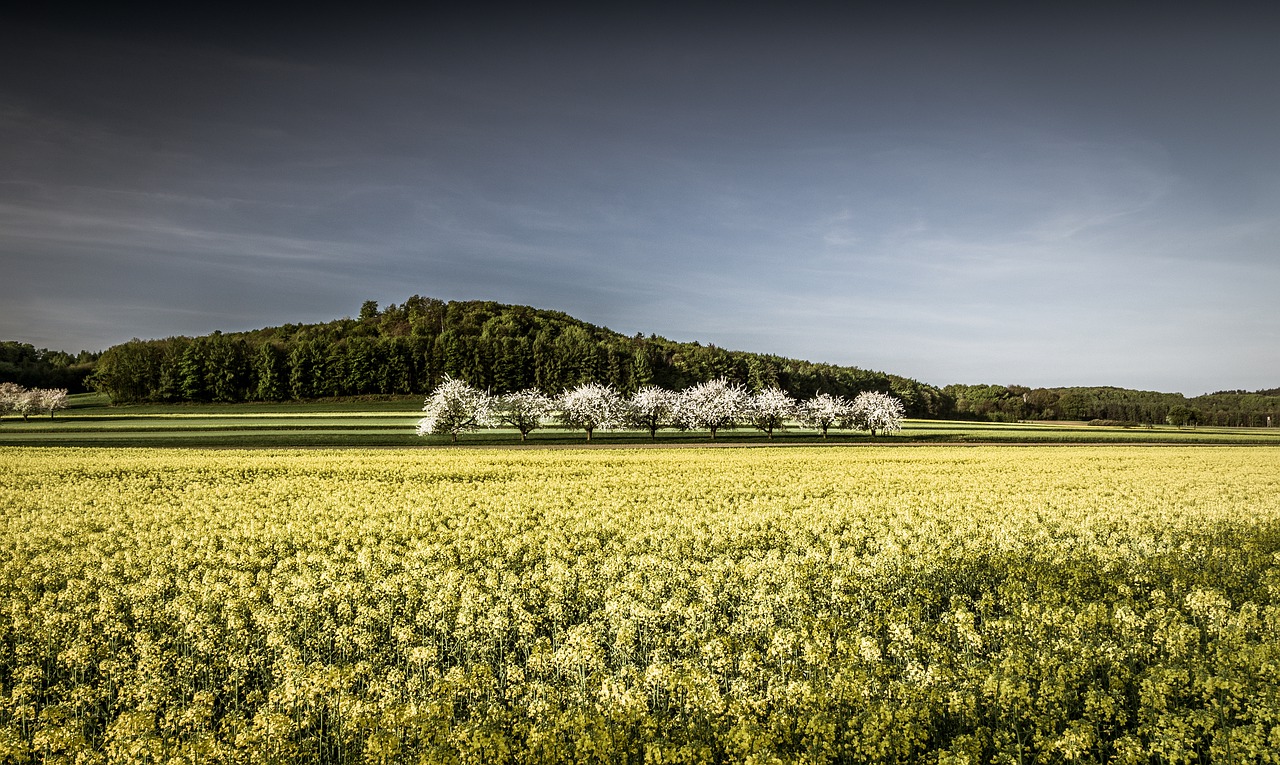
[85,297,951,416]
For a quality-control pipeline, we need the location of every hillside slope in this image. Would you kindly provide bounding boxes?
[86,297,951,416]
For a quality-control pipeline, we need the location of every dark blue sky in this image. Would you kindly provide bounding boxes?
[2,4,1277,393]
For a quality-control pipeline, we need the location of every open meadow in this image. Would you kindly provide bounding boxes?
[3,445,1280,763]
[2,394,1278,447]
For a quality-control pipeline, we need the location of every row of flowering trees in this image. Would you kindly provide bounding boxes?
[417,376,905,442]
[0,382,69,421]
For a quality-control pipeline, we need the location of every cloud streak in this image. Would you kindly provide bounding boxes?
[2,6,1278,394]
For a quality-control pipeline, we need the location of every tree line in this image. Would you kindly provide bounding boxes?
[0,382,69,421]
[945,383,1280,427]
[11,297,1276,426]
[0,342,98,392]
[418,376,906,441]
[84,297,950,417]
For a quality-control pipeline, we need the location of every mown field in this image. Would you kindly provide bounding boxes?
[3,446,1280,763]
[2,393,1279,447]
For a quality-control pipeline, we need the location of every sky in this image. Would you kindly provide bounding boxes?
[1,4,1277,395]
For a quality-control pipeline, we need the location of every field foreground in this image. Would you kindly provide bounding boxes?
[2,446,1280,763]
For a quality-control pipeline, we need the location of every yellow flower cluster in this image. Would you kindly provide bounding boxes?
[1,446,1279,763]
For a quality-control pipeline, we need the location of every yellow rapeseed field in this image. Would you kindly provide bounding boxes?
[2,446,1279,763]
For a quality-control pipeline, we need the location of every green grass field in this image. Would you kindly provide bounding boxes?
[2,393,1278,447]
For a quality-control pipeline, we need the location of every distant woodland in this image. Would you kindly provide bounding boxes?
[82,298,950,416]
[943,383,1279,428]
[0,342,98,392]
[5,297,1276,425]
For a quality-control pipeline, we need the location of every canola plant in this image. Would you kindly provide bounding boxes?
[2,446,1279,763]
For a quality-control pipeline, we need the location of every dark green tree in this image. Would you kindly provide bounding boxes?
[179,340,210,402]
[1166,405,1197,428]
[288,339,326,400]
[254,343,288,401]
[205,334,250,403]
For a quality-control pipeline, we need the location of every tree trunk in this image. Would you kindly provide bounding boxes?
[586,427,592,441]
[451,432,458,442]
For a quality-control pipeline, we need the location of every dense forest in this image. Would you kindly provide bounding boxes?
[945,383,1280,427]
[83,297,951,416]
[0,342,98,392]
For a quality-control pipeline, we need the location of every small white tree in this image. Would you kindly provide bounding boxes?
[559,383,626,441]
[14,389,42,422]
[0,382,23,422]
[629,385,677,439]
[676,378,749,439]
[799,392,853,438]
[36,388,69,420]
[495,388,556,441]
[416,376,496,442]
[747,387,796,439]
[849,390,905,437]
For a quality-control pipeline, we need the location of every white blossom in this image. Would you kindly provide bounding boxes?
[746,387,796,439]
[14,388,43,422]
[416,376,496,442]
[0,382,23,420]
[559,383,626,441]
[36,388,69,419]
[799,392,853,438]
[675,378,749,439]
[849,390,906,436]
[628,385,677,438]
[495,389,556,441]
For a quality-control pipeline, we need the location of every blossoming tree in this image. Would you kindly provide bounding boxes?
[559,383,626,441]
[849,390,906,437]
[676,378,749,439]
[628,385,678,439]
[416,376,496,442]
[747,387,796,439]
[495,389,556,441]
[799,392,853,438]
[36,388,69,419]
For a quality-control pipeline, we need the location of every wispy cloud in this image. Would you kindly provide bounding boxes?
[2,9,1278,393]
